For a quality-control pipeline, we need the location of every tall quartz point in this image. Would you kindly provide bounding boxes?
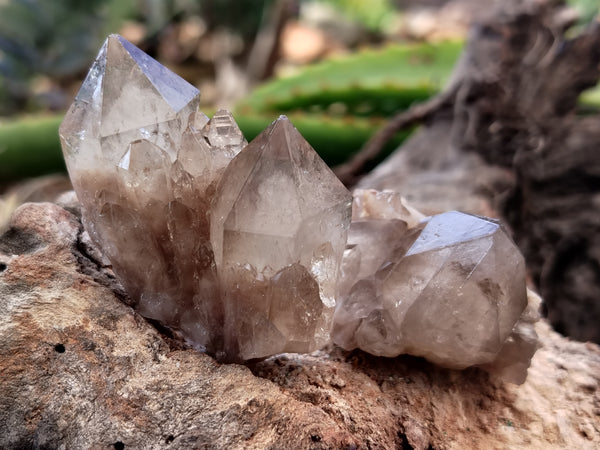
[211,117,352,361]
[333,189,539,384]
[59,35,247,354]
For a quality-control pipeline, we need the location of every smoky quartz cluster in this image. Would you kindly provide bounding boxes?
[60,36,538,380]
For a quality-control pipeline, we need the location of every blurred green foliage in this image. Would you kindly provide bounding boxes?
[313,0,395,31]
[239,41,461,117]
[567,0,599,25]
[234,40,461,167]
[0,115,65,181]
[566,0,599,108]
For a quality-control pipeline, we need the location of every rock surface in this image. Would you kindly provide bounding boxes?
[1,201,599,449]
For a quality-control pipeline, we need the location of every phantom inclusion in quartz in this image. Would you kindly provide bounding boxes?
[60,35,538,379]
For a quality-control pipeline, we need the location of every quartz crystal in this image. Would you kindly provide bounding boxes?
[333,190,538,383]
[211,117,352,359]
[59,35,350,361]
[59,35,242,354]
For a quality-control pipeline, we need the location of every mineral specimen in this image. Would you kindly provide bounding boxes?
[59,35,351,361]
[60,35,537,377]
[333,189,538,382]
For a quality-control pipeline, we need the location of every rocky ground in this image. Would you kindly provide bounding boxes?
[1,201,598,449]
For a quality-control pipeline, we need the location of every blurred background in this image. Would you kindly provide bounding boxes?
[0,0,597,183]
[0,0,471,183]
[0,0,468,116]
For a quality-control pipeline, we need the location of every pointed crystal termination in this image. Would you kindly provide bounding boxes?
[58,35,250,354]
[174,109,247,203]
[59,34,200,176]
[333,191,536,383]
[203,109,247,157]
[211,116,352,361]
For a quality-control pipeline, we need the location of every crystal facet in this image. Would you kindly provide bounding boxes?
[333,190,536,381]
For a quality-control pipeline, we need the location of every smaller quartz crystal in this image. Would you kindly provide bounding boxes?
[333,189,538,383]
[478,289,541,384]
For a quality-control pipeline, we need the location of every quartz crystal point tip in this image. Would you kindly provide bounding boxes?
[59,34,201,170]
[112,35,200,113]
[203,109,247,154]
[211,115,352,361]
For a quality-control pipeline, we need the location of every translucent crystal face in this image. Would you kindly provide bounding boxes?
[382,213,527,367]
[59,35,201,175]
[59,36,350,361]
[333,204,530,372]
